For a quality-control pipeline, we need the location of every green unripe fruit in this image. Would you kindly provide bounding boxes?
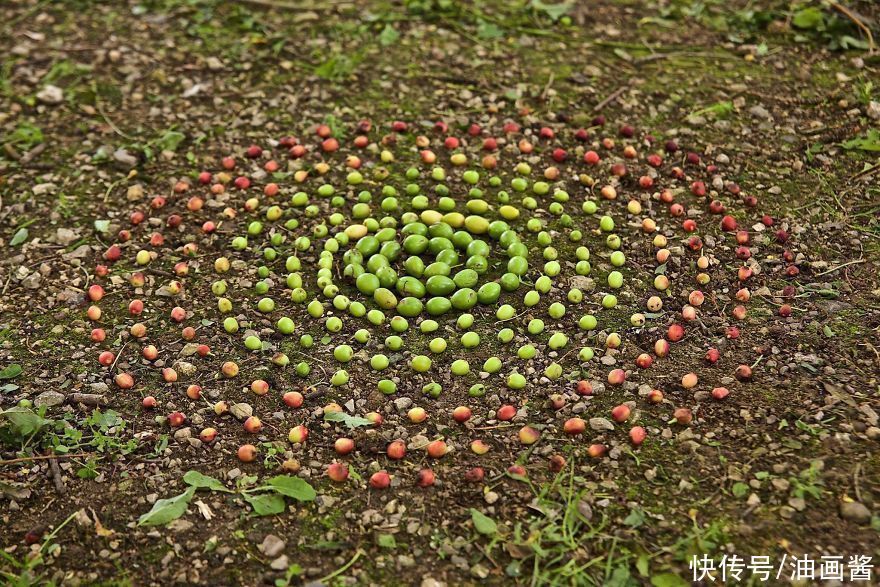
[276,317,295,334]
[245,335,262,351]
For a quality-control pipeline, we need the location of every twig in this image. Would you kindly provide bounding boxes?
[850,161,880,181]
[829,2,876,53]
[593,86,626,113]
[0,452,90,466]
[815,259,866,276]
[48,455,66,495]
[319,548,364,583]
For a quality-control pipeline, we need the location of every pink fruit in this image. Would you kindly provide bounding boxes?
[168,412,186,427]
[705,348,720,364]
[611,404,631,423]
[452,406,472,423]
[607,369,626,386]
[334,437,355,455]
[91,328,106,342]
[576,380,593,395]
[98,351,115,366]
[237,444,257,462]
[283,391,304,408]
[243,416,262,433]
[369,470,391,489]
[673,408,693,425]
[142,396,157,409]
[735,365,753,381]
[465,467,485,482]
[563,417,586,435]
[518,426,540,445]
[426,440,447,458]
[416,469,435,487]
[497,405,516,421]
[387,440,406,460]
[327,462,349,482]
[629,426,647,445]
[712,387,730,400]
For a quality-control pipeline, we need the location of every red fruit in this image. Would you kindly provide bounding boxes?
[705,348,720,364]
[779,304,792,317]
[315,124,331,138]
[607,369,626,386]
[199,428,217,443]
[198,171,212,184]
[611,404,631,423]
[563,417,586,435]
[168,412,186,427]
[507,464,527,477]
[98,351,115,366]
[576,380,593,395]
[611,163,627,177]
[288,425,308,444]
[391,120,408,132]
[233,176,250,190]
[551,148,567,162]
[720,215,737,232]
[289,145,306,158]
[712,387,730,400]
[465,467,485,482]
[416,469,436,487]
[186,384,201,400]
[629,426,647,445]
[327,462,349,483]
[583,150,600,165]
[647,153,663,167]
[387,440,406,460]
[321,137,339,153]
[673,408,693,425]
[468,123,481,136]
[91,328,106,342]
[196,344,210,357]
[426,440,447,458]
[142,396,157,409]
[497,405,516,421]
[452,406,472,423]
[635,353,653,369]
[443,136,459,150]
[647,389,664,403]
[690,181,707,197]
[369,470,391,489]
[686,152,701,165]
[735,364,753,381]
[574,128,589,142]
[587,444,606,458]
[619,124,634,138]
[667,324,685,342]
[283,391,304,408]
[334,437,355,455]
[237,444,257,463]
[549,454,566,472]
[482,137,498,151]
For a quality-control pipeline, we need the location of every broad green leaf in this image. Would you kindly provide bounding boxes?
[265,475,316,502]
[94,219,110,233]
[792,7,824,30]
[183,470,231,492]
[732,482,750,498]
[0,364,22,379]
[156,131,185,152]
[0,407,49,437]
[377,534,396,548]
[651,572,690,587]
[378,24,400,46]
[841,130,880,152]
[623,507,646,528]
[137,487,195,526]
[10,228,28,247]
[324,411,373,430]
[470,508,497,536]
[530,0,573,21]
[244,492,286,516]
[606,565,631,587]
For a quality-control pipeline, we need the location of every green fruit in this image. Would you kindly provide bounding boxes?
[608,271,624,289]
[371,354,389,370]
[334,345,353,362]
[411,355,432,372]
[500,272,520,291]
[367,309,386,325]
[245,335,262,351]
[477,282,501,304]
[300,334,313,348]
[397,297,423,317]
[325,317,343,332]
[457,313,474,330]
[450,288,477,310]
[527,319,544,335]
[429,337,447,353]
[373,288,398,309]
[354,329,370,343]
[496,304,515,320]
[257,297,275,313]
[451,359,470,376]
[296,361,311,377]
[599,216,615,232]
[426,275,455,296]
[425,297,452,316]
[545,362,562,379]
[498,328,514,343]
[423,382,442,398]
[507,372,527,389]
[378,379,396,394]
[548,332,568,349]
[507,256,528,276]
[453,269,479,289]
[461,331,480,348]
[579,347,595,361]
[276,317,295,334]
[523,290,540,307]
[385,335,403,351]
[223,317,239,333]
[307,300,324,318]
[390,316,409,332]
[483,357,502,373]
[468,384,486,397]
[602,294,618,308]
[610,251,626,267]
[518,345,536,359]
[548,302,566,319]
[331,369,349,386]
[419,319,439,333]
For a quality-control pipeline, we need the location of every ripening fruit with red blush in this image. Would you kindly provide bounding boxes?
[611,404,631,423]
[452,406,472,423]
[162,368,178,383]
[465,467,485,482]
[427,440,447,458]
[654,338,670,357]
[87,305,102,321]
[549,455,566,472]
[237,444,257,463]
[518,426,540,445]
[283,391,304,408]
[143,345,158,361]
[690,181,706,197]
[673,408,693,425]
[186,384,201,400]
[647,154,662,167]
[168,412,186,427]
[711,387,730,400]
[779,304,792,317]
[243,416,262,434]
[91,328,106,342]
[327,462,349,483]
[497,405,516,421]
[98,351,115,366]
[563,417,586,435]
[608,369,626,386]
[142,396,157,409]
[583,150,600,165]
[587,444,606,458]
[667,324,685,342]
[370,470,391,489]
[115,373,134,389]
[735,365,753,381]
[482,137,497,151]
[507,464,527,477]
[387,440,406,460]
[629,426,647,446]
[365,412,383,426]
[636,353,653,369]
[250,379,269,395]
[88,284,105,302]
[170,307,186,323]
[416,469,436,487]
[199,428,217,443]
[647,389,664,403]
[334,438,355,455]
[576,380,593,395]
[705,348,720,364]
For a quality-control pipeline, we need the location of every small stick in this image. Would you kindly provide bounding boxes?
[67,393,108,407]
[48,456,66,495]
[594,86,626,113]
[829,2,875,53]
[0,452,90,466]
[815,259,866,276]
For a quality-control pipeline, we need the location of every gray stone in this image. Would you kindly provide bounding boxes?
[260,534,286,557]
[840,501,871,524]
[34,391,65,408]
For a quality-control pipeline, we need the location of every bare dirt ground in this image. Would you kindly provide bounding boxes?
[1,1,879,585]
